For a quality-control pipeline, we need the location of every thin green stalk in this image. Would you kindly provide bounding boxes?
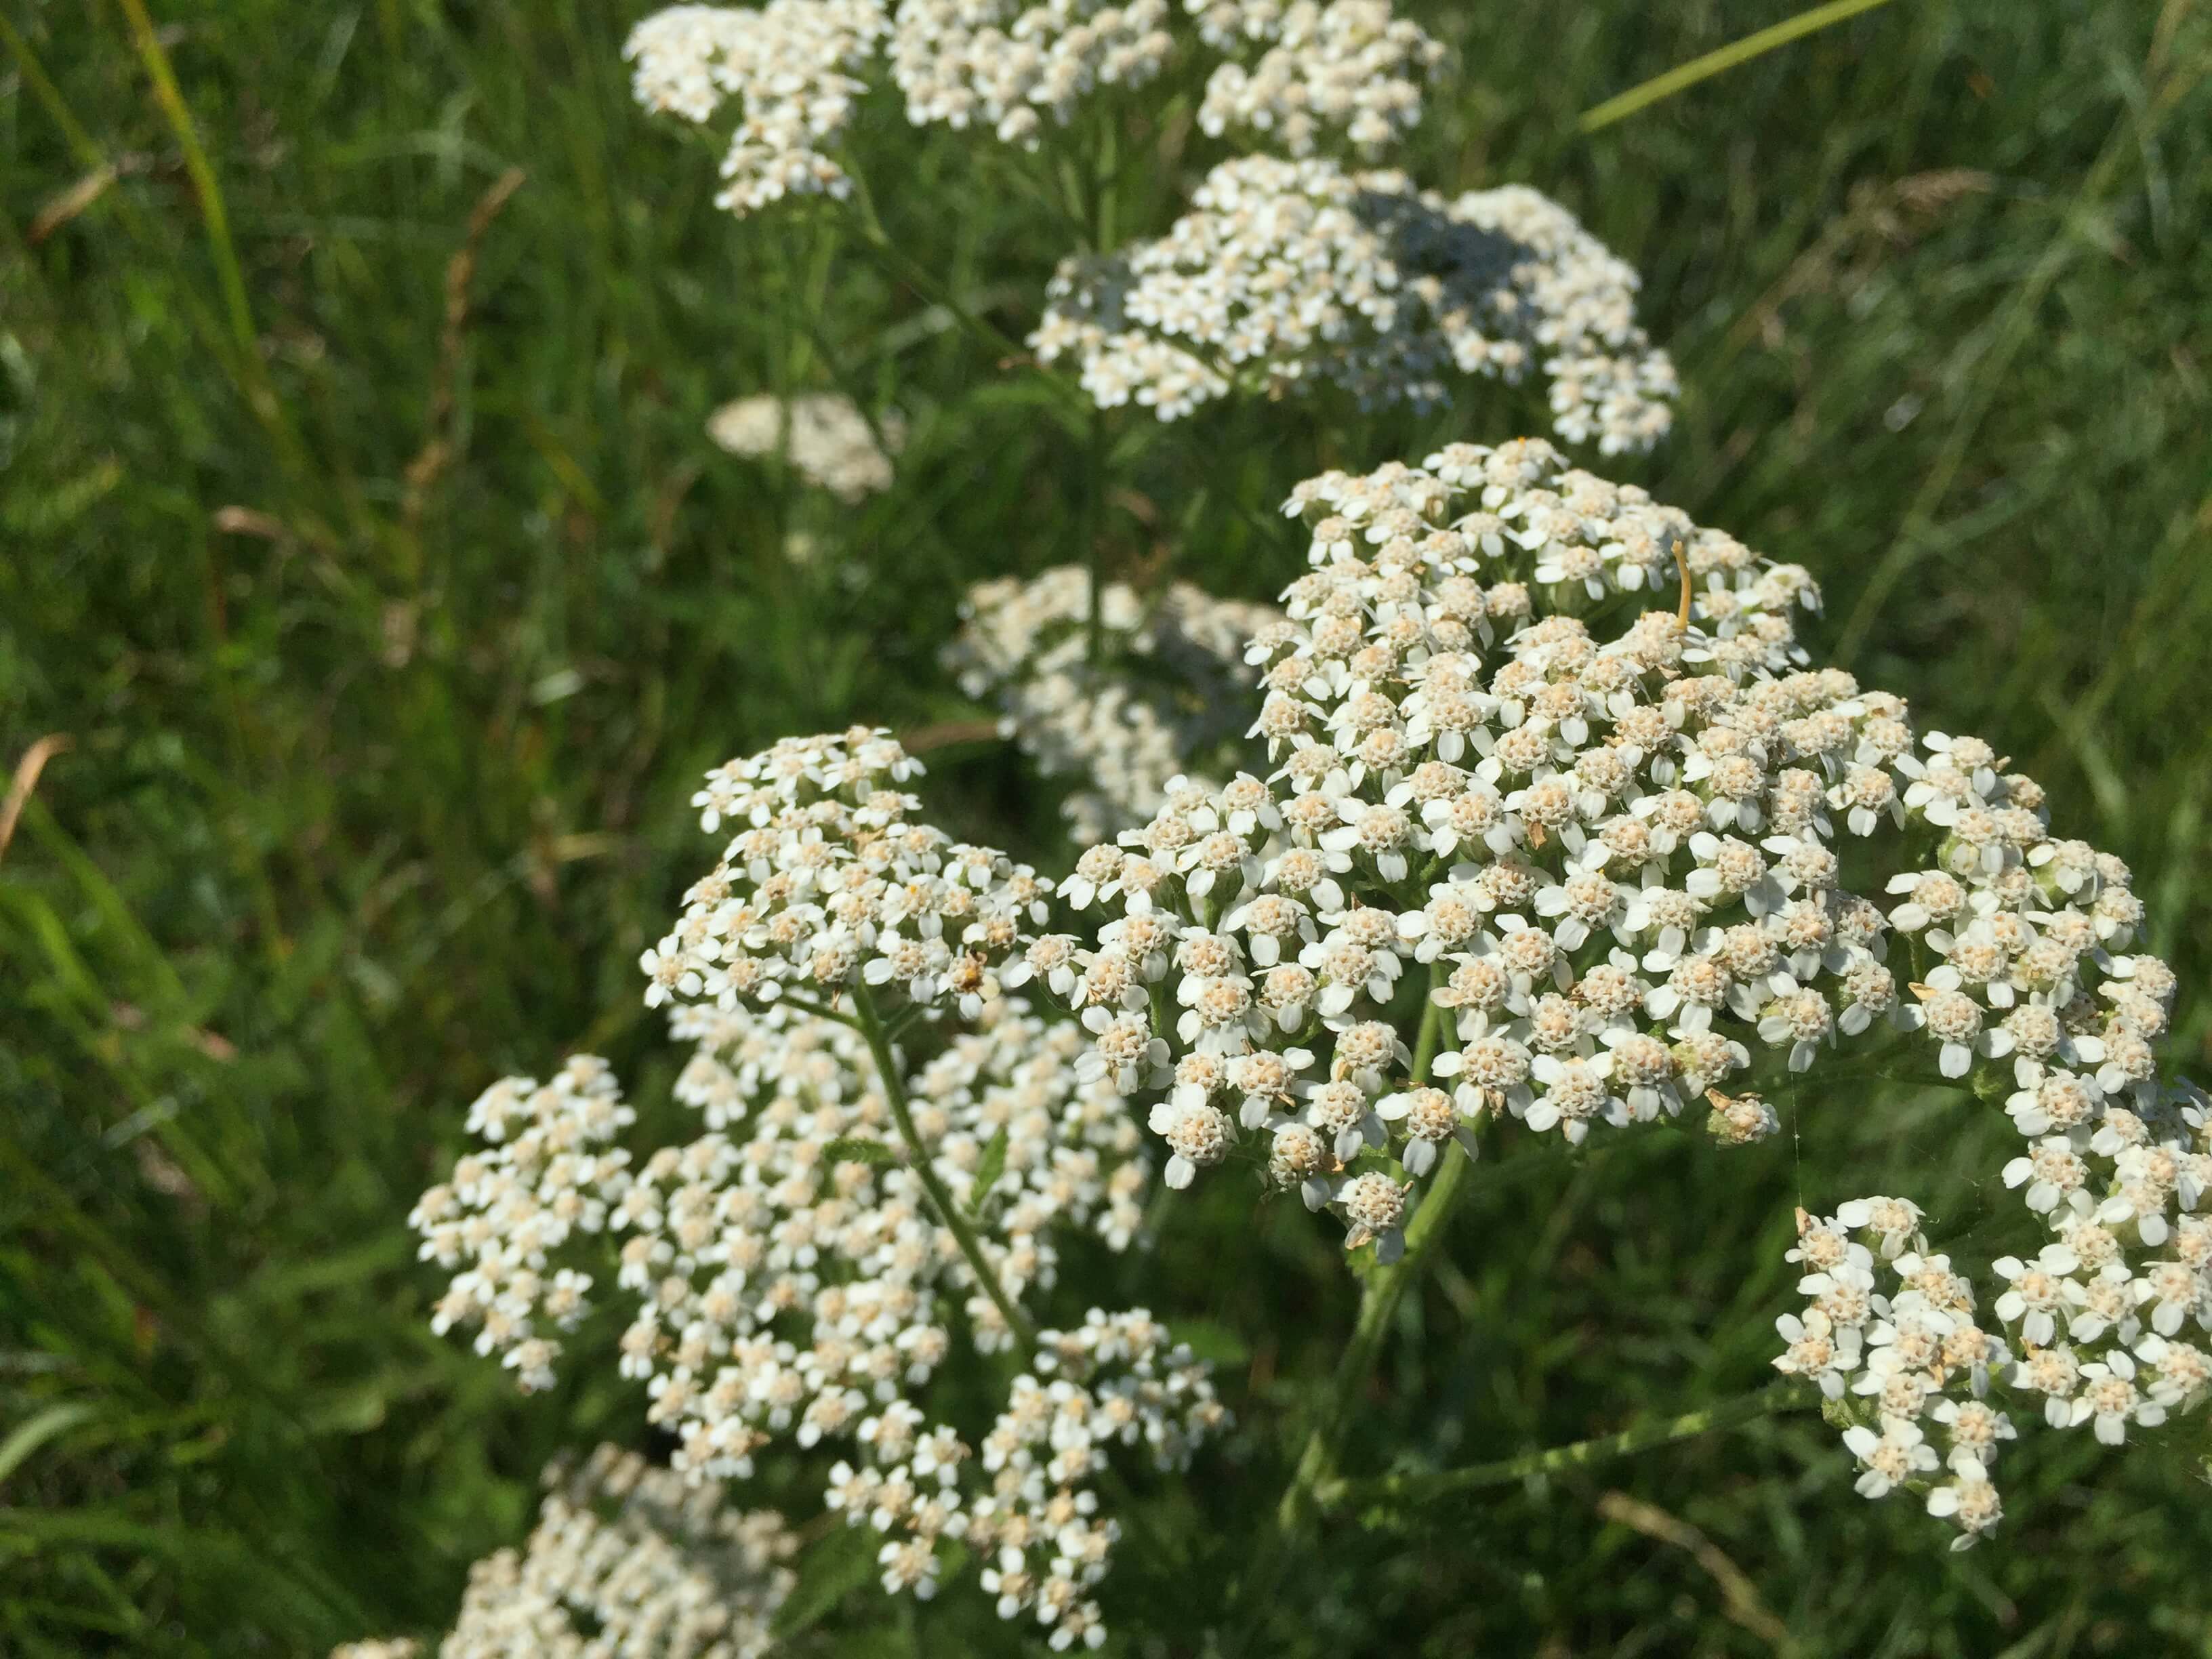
[1,17,106,170]
[1580,0,1902,132]
[1093,110,1118,253]
[1084,405,1110,666]
[1275,1118,1468,1525]
[1284,965,1456,1502]
[1315,1386,1816,1519]
[115,0,305,473]
[849,985,1039,1353]
[1081,115,1120,660]
[787,211,844,386]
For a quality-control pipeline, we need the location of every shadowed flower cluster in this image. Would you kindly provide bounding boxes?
[331,1444,798,1658]
[945,566,1281,842]
[1031,159,1678,449]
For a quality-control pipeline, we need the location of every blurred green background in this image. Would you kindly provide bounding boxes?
[3,0,2209,1653]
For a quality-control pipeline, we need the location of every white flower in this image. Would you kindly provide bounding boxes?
[1842,1418,1937,1498]
[708,392,904,499]
[1992,1245,2080,1349]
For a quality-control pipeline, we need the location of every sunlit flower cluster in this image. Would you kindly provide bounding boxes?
[1031,159,1678,450]
[644,726,1044,1020]
[945,566,1282,840]
[1014,432,2207,1544]
[1776,1200,2019,1548]
[1046,437,1824,1256]
[628,0,1440,216]
[708,392,906,501]
[330,1444,798,1658]
[888,0,1176,147]
[1188,0,1446,156]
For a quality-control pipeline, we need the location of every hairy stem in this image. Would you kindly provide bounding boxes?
[849,985,1040,1353]
[1084,405,1110,668]
[1314,1385,1816,1520]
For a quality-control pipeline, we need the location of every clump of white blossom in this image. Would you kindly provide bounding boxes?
[1031,157,1678,452]
[1027,435,2207,1543]
[331,1444,798,1658]
[409,443,2205,1578]
[1187,0,1446,155]
[626,1,890,211]
[1776,1201,2019,1549]
[626,0,1443,213]
[708,392,906,501]
[1047,436,1818,1242]
[944,566,1282,841]
[413,728,1227,1645]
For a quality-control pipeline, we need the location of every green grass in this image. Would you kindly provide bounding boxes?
[3,0,2209,1653]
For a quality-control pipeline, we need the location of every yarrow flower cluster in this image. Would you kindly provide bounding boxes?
[331,1444,798,1658]
[644,726,1041,1019]
[945,566,1282,841]
[409,996,1146,1401]
[1187,0,1446,156]
[411,729,1227,1643]
[708,392,906,501]
[1048,437,1820,1246]
[1031,158,1679,450]
[626,0,1441,213]
[886,0,1175,147]
[1026,436,2208,1543]
[626,1,890,211]
[410,1054,632,1391]
[1776,1200,2019,1548]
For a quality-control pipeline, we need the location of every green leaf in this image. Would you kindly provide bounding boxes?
[771,1521,880,1638]
[1169,1319,1250,1368]
[822,1136,897,1168]
[967,1124,1009,1219]
[0,1403,99,1489]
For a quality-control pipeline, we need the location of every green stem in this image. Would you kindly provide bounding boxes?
[1080,110,1120,659]
[1084,404,1109,667]
[1578,0,1900,134]
[1226,966,1458,1647]
[1314,1385,1815,1519]
[1406,960,1450,1082]
[848,985,1039,1353]
[844,174,1040,375]
[1276,1115,1469,1523]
